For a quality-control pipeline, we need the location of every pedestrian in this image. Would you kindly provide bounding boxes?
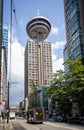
[46,111,48,120]
[0,115,2,123]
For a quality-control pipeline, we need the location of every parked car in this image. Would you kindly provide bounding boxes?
[53,113,64,122]
[79,116,84,125]
[67,114,80,123]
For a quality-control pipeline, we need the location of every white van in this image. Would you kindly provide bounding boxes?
[10,111,15,119]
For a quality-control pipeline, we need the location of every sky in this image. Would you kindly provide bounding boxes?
[3,0,66,106]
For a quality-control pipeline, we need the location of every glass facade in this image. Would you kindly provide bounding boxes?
[3,24,8,61]
[63,0,84,73]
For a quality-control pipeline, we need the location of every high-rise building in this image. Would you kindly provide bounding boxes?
[24,15,52,110]
[0,24,8,105]
[0,0,3,104]
[3,24,8,61]
[24,39,52,98]
[63,0,84,73]
[1,46,7,104]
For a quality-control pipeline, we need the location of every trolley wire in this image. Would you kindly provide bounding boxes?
[9,0,24,84]
[12,0,24,55]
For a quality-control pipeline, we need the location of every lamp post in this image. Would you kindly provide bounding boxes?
[7,81,19,123]
[7,81,9,123]
[7,0,13,123]
[0,0,3,104]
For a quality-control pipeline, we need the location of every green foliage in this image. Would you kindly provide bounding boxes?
[65,58,84,94]
[28,81,39,108]
[46,69,71,114]
[18,110,22,117]
[46,58,84,115]
[46,69,64,98]
[65,58,84,113]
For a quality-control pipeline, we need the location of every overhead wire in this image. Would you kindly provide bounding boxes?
[9,0,12,83]
[10,0,24,83]
[12,0,24,56]
[12,1,19,41]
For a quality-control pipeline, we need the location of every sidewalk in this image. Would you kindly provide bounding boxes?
[0,120,10,130]
[46,117,54,122]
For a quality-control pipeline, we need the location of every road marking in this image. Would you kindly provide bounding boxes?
[44,122,83,130]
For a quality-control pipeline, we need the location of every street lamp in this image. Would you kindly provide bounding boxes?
[6,0,13,123]
[7,81,19,123]
[7,81,10,123]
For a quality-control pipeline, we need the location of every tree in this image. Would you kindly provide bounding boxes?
[46,69,72,115]
[65,57,84,114]
[46,57,84,115]
[28,81,39,108]
[46,69,64,97]
[46,58,84,115]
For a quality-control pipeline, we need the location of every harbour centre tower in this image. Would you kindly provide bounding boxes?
[24,15,52,101]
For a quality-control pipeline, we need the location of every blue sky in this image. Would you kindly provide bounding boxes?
[3,0,66,106]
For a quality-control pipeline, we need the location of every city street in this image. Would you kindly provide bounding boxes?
[10,117,84,130]
[0,1,84,130]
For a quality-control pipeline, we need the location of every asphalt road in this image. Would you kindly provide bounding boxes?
[10,117,84,130]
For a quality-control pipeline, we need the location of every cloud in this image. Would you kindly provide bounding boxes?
[50,25,59,36]
[52,53,64,73]
[8,35,25,106]
[52,40,65,50]
[52,40,65,73]
[11,40,24,76]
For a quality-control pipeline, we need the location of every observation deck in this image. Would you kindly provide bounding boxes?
[26,16,51,42]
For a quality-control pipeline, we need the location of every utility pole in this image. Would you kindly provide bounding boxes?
[7,81,19,123]
[0,0,3,103]
[7,81,9,123]
[7,0,12,123]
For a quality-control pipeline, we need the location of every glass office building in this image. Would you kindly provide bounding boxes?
[0,24,8,105]
[63,0,84,73]
[3,24,8,61]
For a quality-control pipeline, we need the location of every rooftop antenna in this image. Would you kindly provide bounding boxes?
[37,9,39,16]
